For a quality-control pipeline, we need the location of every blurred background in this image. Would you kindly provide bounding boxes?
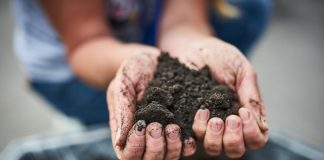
[1,0,324,157]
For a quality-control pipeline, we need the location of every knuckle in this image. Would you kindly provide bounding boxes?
[226,147,245,159]
[147,143,165,153]
[166,152,180,160]
[123,145,145,159]
[144,153,164,160]
[227,140,240,147]
[167,155,180,160]
[224,136,242,147]
[146,148,165,156]
[168,142,182,151]
[224,138,242,148]
[227,151,245,159]
[127,145,145,152]
[206,149,222,156]
[246,130,261,140]
[206,142,221,150]
[166,148,181,160]
[244,130,267,150]
[205,144,222,156]
[248,138,266,150]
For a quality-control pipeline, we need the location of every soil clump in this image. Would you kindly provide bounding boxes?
[135,53,240,139]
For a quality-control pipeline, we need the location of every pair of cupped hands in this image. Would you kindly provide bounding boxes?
[107,36,269,160]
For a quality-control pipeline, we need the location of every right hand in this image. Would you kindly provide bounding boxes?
[107,45,195,160]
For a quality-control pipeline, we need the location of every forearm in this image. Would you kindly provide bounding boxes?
[39,0,159,89]
[69,37,157,89]
[68,37,121,88]
[158,0,213,55]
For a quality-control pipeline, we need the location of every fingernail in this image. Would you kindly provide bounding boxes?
[167,128,180,140]
[227,119,240,130]
[241,109,250,122]
[184,138,195,148]
[211,120,222,132]
[149,125,162,139]
[135,120,146,136]
[199,109,209,121]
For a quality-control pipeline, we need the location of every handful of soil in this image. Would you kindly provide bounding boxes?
[135,53,240,139]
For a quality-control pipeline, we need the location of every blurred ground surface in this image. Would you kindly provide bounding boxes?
[1,0,324,152]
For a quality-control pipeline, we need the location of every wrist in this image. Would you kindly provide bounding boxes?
[159,25,212,43]
[158,24,213,57]
[158,0,213,57]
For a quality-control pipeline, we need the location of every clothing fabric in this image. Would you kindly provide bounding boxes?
[13,0,271,125]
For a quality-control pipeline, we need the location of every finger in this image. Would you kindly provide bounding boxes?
[182,137,196,157]
[107,79,123,158]
[110,74,137,156]
[239,108,268,150]
[192,109,210,140]
[107,52,159,159]
[107,80,117,141]
[203,117,224,156]
[223,115,245,159]
[143,122,165,160]
[165,124,182,160]
[237,66,269,133]
[122,120,146,160]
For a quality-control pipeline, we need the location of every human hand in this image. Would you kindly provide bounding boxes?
[163,37,269,158]
[107,44,191,160]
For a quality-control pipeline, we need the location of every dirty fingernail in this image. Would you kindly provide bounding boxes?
[241,109,250,122]
[211,120,222,132]
[227,119,240,130]
[167,127,180,140]
[199,109,209,121]
[184,138,196,148]
[135,120,146,136]
[149,126,162,139]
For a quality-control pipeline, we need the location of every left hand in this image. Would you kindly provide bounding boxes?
[107,45,186,160]
[161,35,269,158]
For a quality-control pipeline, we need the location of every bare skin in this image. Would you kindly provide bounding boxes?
[159,1,269,158]
[109,8,269,158]
[40,0,268,159]
[108,38,269,159]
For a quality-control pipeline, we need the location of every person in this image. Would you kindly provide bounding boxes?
[12,0,271,159]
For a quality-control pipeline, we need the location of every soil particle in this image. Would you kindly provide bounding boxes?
[135,120,146,132]
[134,53,240,139]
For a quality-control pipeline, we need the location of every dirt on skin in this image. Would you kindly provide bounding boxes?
[135,53,240,139]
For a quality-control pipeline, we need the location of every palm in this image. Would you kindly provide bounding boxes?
[164,37,269,157]
[171,38,267,130]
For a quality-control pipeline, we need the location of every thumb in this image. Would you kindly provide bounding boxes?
[237,65,268,134]
[107,79,120,158]
[108,76,136,158]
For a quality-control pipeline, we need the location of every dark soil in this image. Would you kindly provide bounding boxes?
[135,53,240,139]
